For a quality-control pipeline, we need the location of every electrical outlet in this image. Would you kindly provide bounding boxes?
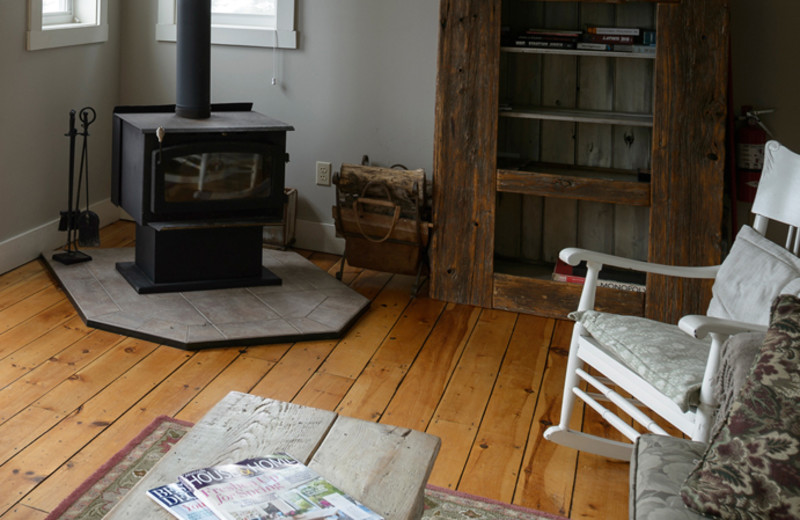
[316,161,332,186]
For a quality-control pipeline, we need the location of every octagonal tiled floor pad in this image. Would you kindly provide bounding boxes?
[44,248,369,349]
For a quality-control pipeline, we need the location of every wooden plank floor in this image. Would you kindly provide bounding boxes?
[0,221,629,520]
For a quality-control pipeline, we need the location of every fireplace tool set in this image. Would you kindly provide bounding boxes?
[53,106,100,265]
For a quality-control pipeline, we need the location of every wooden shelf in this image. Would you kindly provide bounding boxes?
[492,256,646,318]
[496,162,650,206]
[502,45,655,59]
[492,271,645,319]
[499,105,653,127]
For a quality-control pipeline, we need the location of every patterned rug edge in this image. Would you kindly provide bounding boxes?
[44,415,568,520]
[43,415,194,520]
[424,485,570,520]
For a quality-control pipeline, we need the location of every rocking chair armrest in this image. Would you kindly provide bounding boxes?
[559,248,720,279]
[678,314,768,340]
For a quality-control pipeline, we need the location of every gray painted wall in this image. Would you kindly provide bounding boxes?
[1,0,798,274]
[0,1,120,271]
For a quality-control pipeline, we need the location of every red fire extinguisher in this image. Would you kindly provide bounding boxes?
[735,106,774,202]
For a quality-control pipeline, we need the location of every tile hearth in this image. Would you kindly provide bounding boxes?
[43,248,369,350]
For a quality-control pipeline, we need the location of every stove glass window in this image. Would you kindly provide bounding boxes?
[162,151,271,203]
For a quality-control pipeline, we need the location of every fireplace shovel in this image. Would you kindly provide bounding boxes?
[76,107,100,248]
[53,109,92,264]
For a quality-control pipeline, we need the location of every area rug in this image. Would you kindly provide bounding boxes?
[44,417,568,520]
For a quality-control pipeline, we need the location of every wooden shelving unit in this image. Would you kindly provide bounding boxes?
[431,0,729,323]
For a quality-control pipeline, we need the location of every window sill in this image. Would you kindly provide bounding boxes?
[27,22,108,51]
[156,23,297,49]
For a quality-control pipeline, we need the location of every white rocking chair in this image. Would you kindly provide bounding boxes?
[544,140,800,460]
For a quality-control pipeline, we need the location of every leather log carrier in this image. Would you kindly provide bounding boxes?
[332,164,431,292]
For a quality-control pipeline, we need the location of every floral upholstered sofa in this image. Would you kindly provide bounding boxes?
[629,294,800,519]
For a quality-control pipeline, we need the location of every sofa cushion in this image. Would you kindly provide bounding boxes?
[570,310,711,412]
[710,331,763,439]
[630,434,707,520]
[706,225,800,325]
[680,294,800,518]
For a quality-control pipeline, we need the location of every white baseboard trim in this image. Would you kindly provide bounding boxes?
[293,218,344,255]
[0,199,120,275]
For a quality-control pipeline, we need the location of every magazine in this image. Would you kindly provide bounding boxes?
[177,453,384,520]
[147,481,218,520]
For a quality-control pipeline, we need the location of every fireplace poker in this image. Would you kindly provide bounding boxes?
[53,107,95,265]
[76,107,100,247]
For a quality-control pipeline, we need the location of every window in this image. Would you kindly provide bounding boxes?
[42,0,74,25]
[27,0,108,51]
[157,0,297,49]
[211,0,276,27]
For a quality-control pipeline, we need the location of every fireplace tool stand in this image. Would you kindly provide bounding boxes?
[53,107,99,265]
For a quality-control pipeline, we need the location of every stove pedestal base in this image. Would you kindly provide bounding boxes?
[116,262,281,294]
[117,223,280,294]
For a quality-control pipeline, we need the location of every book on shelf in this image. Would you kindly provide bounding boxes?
[507,28,656,54]
[166,453,384,520]
[501,25,512,46]
[516,40,577,49]
[582,33,636,44]
[524,28,583,38]
[586,26,641,36]
[516,33,580,43]
[513,28,580,49]
[576,42,612,51]
[552,259,646,293]
[612,44,656,55]
[634,44,656,54]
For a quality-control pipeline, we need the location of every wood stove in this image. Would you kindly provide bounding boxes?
[111,105,292,293]
[110,0,293,294]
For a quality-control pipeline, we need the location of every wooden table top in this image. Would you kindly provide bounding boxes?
[105,391,440,520]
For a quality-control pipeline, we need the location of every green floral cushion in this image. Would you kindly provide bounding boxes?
[680,294,800,518]
[570,310,711,412]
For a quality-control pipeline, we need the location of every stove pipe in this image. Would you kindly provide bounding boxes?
[176,0,211,119]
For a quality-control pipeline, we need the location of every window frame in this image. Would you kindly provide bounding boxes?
[156,0,297,49]
[27,0,108,51]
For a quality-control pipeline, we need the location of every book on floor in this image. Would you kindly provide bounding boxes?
[552,259,646,293]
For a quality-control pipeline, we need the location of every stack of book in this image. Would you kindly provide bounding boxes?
[578,26,656,54]
[512,28,583,49]
[509,26,655,54]
[147,453,384,520]
[552,259,646,293]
